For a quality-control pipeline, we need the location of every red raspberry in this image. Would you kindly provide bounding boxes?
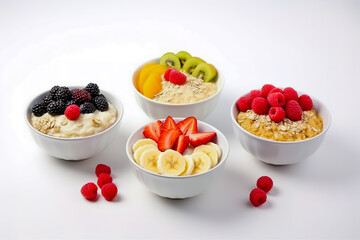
[285,100,303,121]
[249,90,261,101]
[251,97,269,115]
[64,104,80,120]
[298,94,313,111]
[97,173,113,188]
[101,183,118,201]
[268,107,285,122]
[269,87,283,95]
[81,182,98,201]
[257,176,273,192]
[283,87,298,102]
[164,68,174,81]
[249,188,267,207]
[260,84,275,98]
[237,96,252,112]
[169,70,186,85]
[267,92,285,107]
[95,164,111,177]
[72,89,91,104]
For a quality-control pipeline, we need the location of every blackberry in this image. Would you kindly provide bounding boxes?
[72,89,91,104]
[54,86,72,101]
[32,101,47,117]
[42,94,53,106]
[93,95,109,111]
[49,85,60,98]
[85,83,100,97]
[80,102,96,114]
[65,99,77,108]
[47,100,65,116]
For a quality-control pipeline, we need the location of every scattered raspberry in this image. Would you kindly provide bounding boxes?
[269,87,283,95]
[97,173,113,188]
[283,87,298,102]
[257,176,273,192]
[268,107,285,122]
[72,89,91,104]
[260,84,275,98]
[267,92,285,107]
[169,70,187,85]
[81,182,98,201]
[164,68,174,81]
[101,183,118,201]
[285,100,303,121]
[64,104,81,120]
[298,94,313,111]
[95,164,111,177]
[237,96,252,112]
[249,188,267,207]
[251,97,269,115]
[249,90,261,101]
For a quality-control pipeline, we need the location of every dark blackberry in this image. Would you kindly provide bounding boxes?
[42,94,53,106]
[54,86,72,101]
[49,85,60,98]
[93,95,109,111]
[85,83,100,97]
[80,102,96,114]
[72,89,91,104]
[32,101,47,117]
[65,99,77,108]
[47,100,65,116]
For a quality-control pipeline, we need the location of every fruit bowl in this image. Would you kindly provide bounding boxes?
[25,87,123,160]
[126,118,229,199]
[132,58,224,120]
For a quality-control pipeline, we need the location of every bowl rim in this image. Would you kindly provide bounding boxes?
[25,86,124,141]
[230,92,332,145]
[131,58,224,106]
[126,117,229,179]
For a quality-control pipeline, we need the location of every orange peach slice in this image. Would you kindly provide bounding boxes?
[143,72,163,99]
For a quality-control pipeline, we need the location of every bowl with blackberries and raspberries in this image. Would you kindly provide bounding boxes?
[26,83,123,160]
[230,84,331,165]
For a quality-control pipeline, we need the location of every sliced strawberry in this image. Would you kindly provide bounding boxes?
[174,135,190,154]
[161,116,180,134]
[143,120,163,143]
[189,132,216,147]
[177,117,198,135]
[158,128,182,152]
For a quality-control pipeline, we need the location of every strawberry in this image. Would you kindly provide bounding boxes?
[189,132,216,147]
[158,128,182,152]
[161,116,180,134]
[143,120,163,143]
[174,135,190,154]
[177,117,198,135]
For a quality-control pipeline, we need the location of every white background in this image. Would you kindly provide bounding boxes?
[1,0,360,239]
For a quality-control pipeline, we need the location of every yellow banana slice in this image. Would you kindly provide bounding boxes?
[191,152,212,175]
[157,149,186,176]
[206,142,222,160]
[140,148,161,174]
[193,145,218,167]
[134,144,157,164]
[132,139,157,152]
[179,155,195,176]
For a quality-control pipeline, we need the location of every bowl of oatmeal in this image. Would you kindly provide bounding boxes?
[132,58,224,120]
[25,85,123,160]
[230,89,331,165]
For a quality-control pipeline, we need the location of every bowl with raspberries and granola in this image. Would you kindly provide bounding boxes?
[231,84,331,165]
[25,83,123,160]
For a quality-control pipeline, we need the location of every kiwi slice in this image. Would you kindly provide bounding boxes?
[182,57,204,74]
[159,52,181,69]
[176,51,192,67]
[192,63,217,82]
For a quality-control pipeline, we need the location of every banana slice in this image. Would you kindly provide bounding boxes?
[206,142,222,159]
[157,149,186,176]
[193,145,218,167]
[134,144,157,164]
[179,155,195,176]
[132,139,157,152]
[140,148,161,174]
[191,152,212,175]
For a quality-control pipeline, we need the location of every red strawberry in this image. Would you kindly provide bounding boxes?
[169,70,187,85]
[174,135,190,154]
[143,120,163,143]
[164,68,174,81]
[158,128,182,152]
[161,116,180,134]
[177,117,198,135]
[189,132,216,147]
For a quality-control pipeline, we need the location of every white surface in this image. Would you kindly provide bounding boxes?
[1,0,359,239]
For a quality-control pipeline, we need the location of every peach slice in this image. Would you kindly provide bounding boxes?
[143,72,163,99]
[138,64,167,94]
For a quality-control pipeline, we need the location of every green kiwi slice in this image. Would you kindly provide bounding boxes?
[182,57,204,74]
[192,63,217,82]
[159,52,181,69]
[176,51,192,67]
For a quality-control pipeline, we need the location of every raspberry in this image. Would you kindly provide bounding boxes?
[101,183,118,201]
[80,102,96,114]
[237,96,252,112]
[249,90,261,101]
[93,95,109,111]
[64,104,81,120]
[32,101,47,117]
[97,173,113,188]
[285,100,303,121]
[81,182,98,201]
[95,164,111,177]
[298,94,313,111]
[251,97,269,115]
[164,68,174,81]
[257,176,273,192]
[47,100,65,116]
[72,89,91,104]
[268,107,285,122]
[85,83,100,97]
[260,84,275,98]
[169,70,186,85]
[249,188,267,207]
[269,87,283,95]
[283,87,298,102]
[267,92,285,107]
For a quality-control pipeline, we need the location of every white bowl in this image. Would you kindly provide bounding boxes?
[132,58,224,120]
[230,94,331,165]
[25,87,123,160]
[126,118,229,199]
